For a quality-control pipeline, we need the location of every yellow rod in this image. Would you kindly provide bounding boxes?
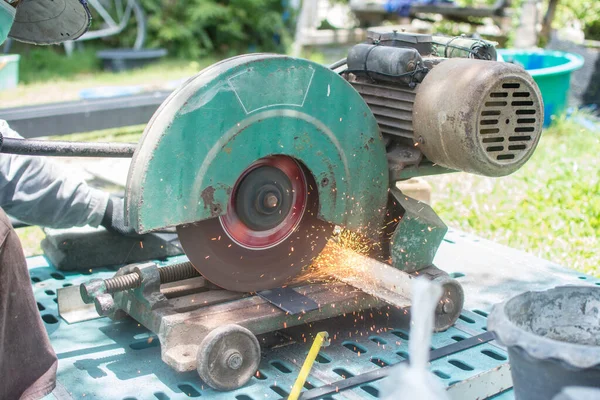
[288,331,329,400]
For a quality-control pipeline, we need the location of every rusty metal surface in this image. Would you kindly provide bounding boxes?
[121,280,381,374]
[79,258,386,381]
[412,58,544,177]
[126,54,389,234]
[426,271,465,332]
[175,156,332,293]
[161,277,209,298]
[385,143,423,182]
[477,77,542,165]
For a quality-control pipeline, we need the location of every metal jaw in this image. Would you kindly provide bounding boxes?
[81,262,168,318]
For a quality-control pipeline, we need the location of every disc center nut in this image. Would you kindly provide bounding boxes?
[226,351,244,370]
[253,183,283,217]
[264,193,279,209]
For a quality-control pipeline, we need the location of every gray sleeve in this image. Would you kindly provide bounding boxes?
[0,120,109,228]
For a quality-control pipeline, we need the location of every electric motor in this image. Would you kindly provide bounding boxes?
[413,58,543,177]
[343,32,544,178]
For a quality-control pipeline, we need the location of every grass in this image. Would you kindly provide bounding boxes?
[50,124,146,143]
[18,226,45,257]
[18,48,101,84]
[1,49,213,108]
[426,112,600,276]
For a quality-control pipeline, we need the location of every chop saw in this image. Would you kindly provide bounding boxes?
[123,31,542,292]
[2,30,544,393]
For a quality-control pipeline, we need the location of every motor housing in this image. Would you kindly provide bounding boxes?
[344,33,544,179]
[413,58,543,177]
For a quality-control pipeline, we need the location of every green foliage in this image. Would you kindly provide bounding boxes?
[17,47,99,84]
[428,111,600,276]
[553,0,600,40]
[453,0,497,6]
[584,21,600,41]
[138,0,294,59]
[430,20,468,37]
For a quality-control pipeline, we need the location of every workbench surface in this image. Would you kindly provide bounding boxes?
[30,228,597,400]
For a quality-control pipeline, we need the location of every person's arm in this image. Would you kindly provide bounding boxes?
[0,120,109,229]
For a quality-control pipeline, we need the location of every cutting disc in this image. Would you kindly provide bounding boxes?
[177,156,332,292]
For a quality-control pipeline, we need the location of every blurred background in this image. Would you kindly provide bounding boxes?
[0,0,598,277]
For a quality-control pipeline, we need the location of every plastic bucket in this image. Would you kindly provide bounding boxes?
[497,49,584,127]
[488,286,600,400]
[0,54,20,91]
[79,85,144,100]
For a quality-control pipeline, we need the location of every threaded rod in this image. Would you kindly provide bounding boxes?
[105,272,141,293]
[102,261,199,294]
[158,261,199,283]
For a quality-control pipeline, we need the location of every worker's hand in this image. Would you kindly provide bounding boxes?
[101,196,141,237]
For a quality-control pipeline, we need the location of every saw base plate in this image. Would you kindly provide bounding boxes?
[105,264,385,374]
[34,254,511,400]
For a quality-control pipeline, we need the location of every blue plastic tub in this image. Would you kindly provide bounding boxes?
[79,85,144,99]
[0,54,20,91]
[497,49,584,126]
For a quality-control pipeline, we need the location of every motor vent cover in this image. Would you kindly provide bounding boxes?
[413,58,543,177]
[478,80,540,165]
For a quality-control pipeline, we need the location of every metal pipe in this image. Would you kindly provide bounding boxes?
[0,137,136,158]
[328,57,347,70]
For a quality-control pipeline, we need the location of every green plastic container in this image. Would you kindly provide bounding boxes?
[0,54,20,91]
[497,49,584,127]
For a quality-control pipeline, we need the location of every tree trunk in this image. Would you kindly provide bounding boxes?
[540,0,560,45]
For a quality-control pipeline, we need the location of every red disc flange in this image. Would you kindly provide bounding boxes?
[219,156,308,250]
[176,156,332,292]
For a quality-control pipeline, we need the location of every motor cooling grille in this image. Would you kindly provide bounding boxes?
[478,80,542,165]
[350,79,416,144]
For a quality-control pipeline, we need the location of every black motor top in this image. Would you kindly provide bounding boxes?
[347,43,427,87]
[366,28,433,56]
